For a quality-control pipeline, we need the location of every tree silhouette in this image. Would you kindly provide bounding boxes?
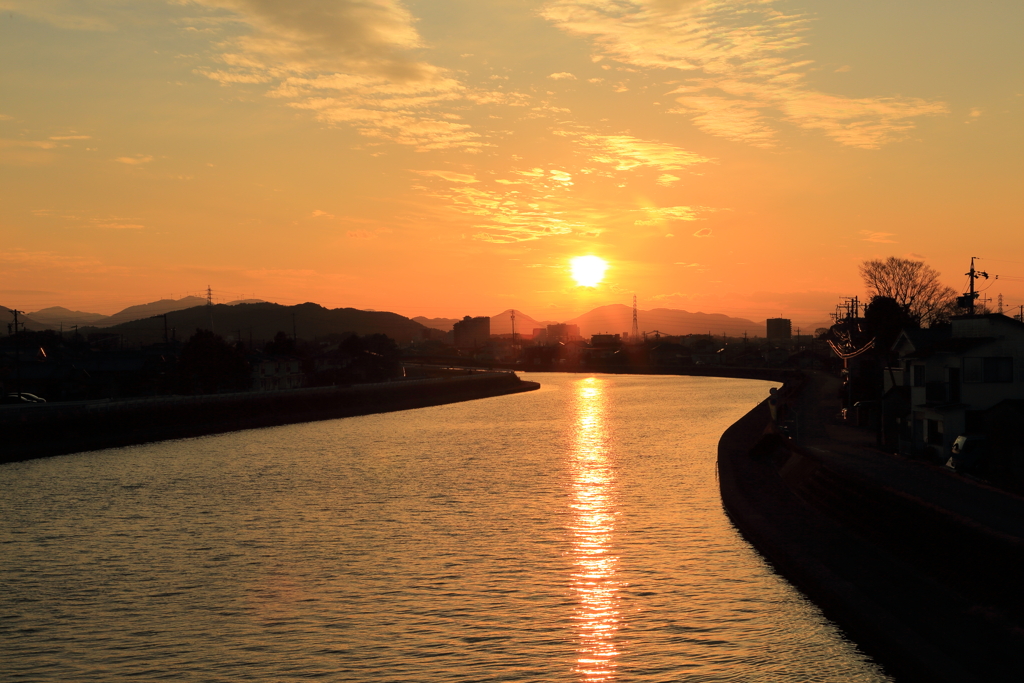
[859,257,957,327]
[178,329,249,394]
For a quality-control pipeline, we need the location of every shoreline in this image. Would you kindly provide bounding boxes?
[718,376,1024,682]
[1,373,539,464]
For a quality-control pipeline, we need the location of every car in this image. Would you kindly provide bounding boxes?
[5,392,46,403]
[948,434,987,473]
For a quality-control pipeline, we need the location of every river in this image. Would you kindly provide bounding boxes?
[1,373,891,682]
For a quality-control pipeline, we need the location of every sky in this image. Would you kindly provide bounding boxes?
[1,0,1022,326]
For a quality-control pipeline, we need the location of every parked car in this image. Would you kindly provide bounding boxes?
[4,392,46,403]
[948,435,987,474]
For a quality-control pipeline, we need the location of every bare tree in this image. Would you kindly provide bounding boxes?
[859,257,958,326]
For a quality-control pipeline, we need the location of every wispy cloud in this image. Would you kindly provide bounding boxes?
[414,169,479,183]
[114,155,153,165]
[0,0,117,31]
[543,0,947,148]
[860,230,897,243]
[556,130,710,173]
[549,72,577,80]
[189,0,488,151]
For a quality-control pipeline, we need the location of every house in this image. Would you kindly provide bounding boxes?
[251,355,304,391]
[891,314,1024,461]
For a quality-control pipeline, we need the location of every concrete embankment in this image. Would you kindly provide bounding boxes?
[719,376,1024,683]
[0,373,539,464]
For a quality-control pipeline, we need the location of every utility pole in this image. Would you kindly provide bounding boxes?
[965,256,989,316]
[10,309,23,399]
[162,314,169,344]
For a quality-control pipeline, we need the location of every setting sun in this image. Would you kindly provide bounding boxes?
[571,256,608,288]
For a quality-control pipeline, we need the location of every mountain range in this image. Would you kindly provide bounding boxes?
[24,297,266,329]
[5,296,820,342]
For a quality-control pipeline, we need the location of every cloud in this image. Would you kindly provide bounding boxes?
[0,0,117,30]
[639,205,701,222]
[657,173,680,186]
[692,227,712,237]
[549,72,577,80]
[860,230,897,243]
[543,0,947,148]
[557,131,710,172]
[311,209,335,218]
[114,155,153,165]
[414,169,479,183]
[0,114,13,121]
[49,135,91,140]
[93,221,144,230]
[188,0,489,151]
[0,139,57,150]
[346,230,372,238]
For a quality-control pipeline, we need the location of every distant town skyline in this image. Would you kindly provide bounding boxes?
[2,1,1022,322]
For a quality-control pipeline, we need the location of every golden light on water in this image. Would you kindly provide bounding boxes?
[570,256,608,288]
[569,377,621,681]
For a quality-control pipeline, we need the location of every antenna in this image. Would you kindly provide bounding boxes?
[631,295,639,342]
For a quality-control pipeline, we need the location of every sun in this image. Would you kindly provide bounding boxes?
[570,256,608,287]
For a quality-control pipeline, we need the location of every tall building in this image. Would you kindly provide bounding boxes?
[546,323,581,343]
[453,316,490,348]
[766,318,792,341]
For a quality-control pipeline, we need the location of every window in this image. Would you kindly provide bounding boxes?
[963,357,1013,383]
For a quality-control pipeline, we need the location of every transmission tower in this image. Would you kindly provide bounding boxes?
[631,295,639,342]
[206,285,214,332]
[997,293,1003,314]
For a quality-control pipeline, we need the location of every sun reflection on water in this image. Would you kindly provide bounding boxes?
[569,377,620,681]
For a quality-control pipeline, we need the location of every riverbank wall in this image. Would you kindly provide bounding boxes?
[718,376,1024,683]
[0,373,539,464]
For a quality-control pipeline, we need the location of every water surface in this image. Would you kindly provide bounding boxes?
[1,373,891,681]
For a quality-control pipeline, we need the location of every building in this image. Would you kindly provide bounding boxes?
[251,355,304,391]
[891,314,1024,461]
[453,316,490,349]
[546,323,581,343]
[590,333,621,347]
[766,318,792,341]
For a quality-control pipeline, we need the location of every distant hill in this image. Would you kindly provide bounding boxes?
[98,296,209,328]
[24,306,107,328]
[83,302,430,345]
[489,309,558,336]
[0,305,46,332]
[566,304,763,337]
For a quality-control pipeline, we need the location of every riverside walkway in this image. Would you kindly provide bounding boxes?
[719,371,1024,683]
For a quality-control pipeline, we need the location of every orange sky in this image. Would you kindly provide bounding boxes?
[2,0,1022,327]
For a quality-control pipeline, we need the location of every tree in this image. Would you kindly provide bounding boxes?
[178,329,250,394]
[859,257,958,327]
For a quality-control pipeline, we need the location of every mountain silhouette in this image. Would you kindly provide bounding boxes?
[82,302,429,345]
[566,304,764,337]
[23,306,107,328]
